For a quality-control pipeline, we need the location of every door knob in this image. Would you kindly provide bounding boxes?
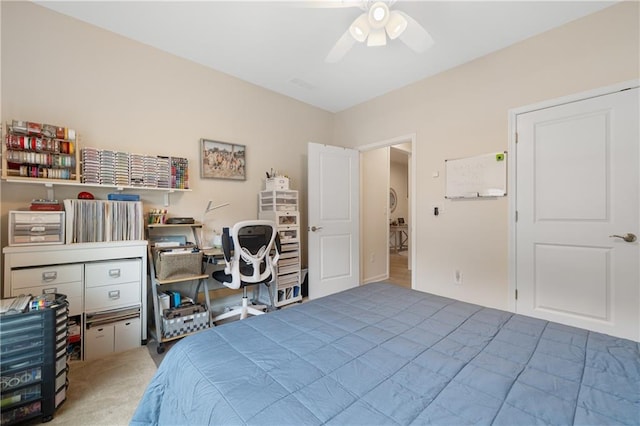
[609,233,637,243]
[310,226,323,232]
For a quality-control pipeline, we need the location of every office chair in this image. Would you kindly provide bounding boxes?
[212,220,280,322]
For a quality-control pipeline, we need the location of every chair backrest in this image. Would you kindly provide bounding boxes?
[219,220,280,290]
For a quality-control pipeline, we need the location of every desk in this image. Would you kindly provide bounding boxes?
[202,247,225,290]
[389,225,408,253]
[202,247,224,266]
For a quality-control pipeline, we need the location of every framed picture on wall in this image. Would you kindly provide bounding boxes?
[200,139,246,180]
[390,188,398,212]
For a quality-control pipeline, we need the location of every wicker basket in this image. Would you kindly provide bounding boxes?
[155,250,203,280]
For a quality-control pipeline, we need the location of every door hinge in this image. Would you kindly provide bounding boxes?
[515,289,518,300]
[515,211,518,222]
[515,132,518,144]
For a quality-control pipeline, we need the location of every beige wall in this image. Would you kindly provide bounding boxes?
[1,2,638,311]
[335,2,639,309]
[0,2,333,272]
[361,147,389,283]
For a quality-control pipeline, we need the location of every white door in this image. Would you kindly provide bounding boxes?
[307,142,360,300]
[515,87,639,341]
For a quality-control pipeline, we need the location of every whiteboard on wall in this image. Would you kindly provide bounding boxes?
[445,152,507,198]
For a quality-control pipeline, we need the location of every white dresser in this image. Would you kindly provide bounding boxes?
[2,241,147,361]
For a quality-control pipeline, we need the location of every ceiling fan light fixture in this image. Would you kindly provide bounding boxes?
[368,2,389,29]
[349,13,370,42]
[327,0,434,62]
[385,10,407,40]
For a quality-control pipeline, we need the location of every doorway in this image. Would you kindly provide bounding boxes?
[388,146,411,288]
[359,134,415,289]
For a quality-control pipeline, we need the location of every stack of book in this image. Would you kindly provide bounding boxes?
[30,199,63,211]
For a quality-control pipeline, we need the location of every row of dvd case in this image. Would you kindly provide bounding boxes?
[81,148,188,189]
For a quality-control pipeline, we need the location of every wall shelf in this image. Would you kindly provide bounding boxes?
[2,177,191,206]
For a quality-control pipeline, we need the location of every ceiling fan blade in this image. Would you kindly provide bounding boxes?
[325,29,356,63]
[396,10,434,53]
[299,0,366,10]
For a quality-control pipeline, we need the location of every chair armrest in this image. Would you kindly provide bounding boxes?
[221,227,233,263]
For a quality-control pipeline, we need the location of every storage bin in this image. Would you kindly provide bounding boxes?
[265,176,289,190]
[154,250,203,280]
[161,311,209,338]
[8,211,65,246]
[277,228,299,243]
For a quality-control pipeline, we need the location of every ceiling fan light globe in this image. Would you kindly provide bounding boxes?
[386,11,407,40]
[349,13,370,42]
[367,28,387,46]
[368,2,389,29]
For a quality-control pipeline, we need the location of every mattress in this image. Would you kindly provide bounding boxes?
[132,282,639,425]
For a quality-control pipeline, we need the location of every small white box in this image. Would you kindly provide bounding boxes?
[9,211,65,246]
[265,177,289,190]
[84,323,115,361]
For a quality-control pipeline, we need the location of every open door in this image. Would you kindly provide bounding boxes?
[307,142,360,300]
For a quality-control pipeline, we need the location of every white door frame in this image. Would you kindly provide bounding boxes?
[507,79,639,312]
[358,133,416,289]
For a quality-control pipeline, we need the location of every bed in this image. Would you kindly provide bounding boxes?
[132,282,639,425]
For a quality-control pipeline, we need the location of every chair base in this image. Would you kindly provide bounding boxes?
[213,296,266,322]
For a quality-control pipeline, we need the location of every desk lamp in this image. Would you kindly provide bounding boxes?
[201,200,230,248]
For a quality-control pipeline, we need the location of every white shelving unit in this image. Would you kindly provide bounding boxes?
[259,190,302,307]
[2,121,192,205]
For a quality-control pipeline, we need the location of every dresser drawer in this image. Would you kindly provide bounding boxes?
[12,264,82,289]
[12,282,83,317]
[85,259,141,288]
[85,282,140,312]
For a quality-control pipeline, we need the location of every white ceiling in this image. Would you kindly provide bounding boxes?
[35,1,616,113]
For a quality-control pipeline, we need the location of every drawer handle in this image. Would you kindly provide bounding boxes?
[109,269,121,278]
[42,271,57,282]
[43,287,57,294]
[108,290,121,299]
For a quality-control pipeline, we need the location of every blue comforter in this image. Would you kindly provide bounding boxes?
[132,282,639,425]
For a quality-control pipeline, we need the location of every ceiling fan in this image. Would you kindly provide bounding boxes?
[325,0,434,63]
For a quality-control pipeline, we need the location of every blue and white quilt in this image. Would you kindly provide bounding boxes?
[132,282,639,425]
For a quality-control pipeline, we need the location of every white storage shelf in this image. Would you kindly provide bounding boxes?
[259,189,302,307]
[259,190,299,212]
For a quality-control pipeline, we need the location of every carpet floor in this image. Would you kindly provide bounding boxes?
[33,346,157,425]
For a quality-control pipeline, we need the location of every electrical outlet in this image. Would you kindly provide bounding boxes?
[454,269,463,285]
[370,252,375,263]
